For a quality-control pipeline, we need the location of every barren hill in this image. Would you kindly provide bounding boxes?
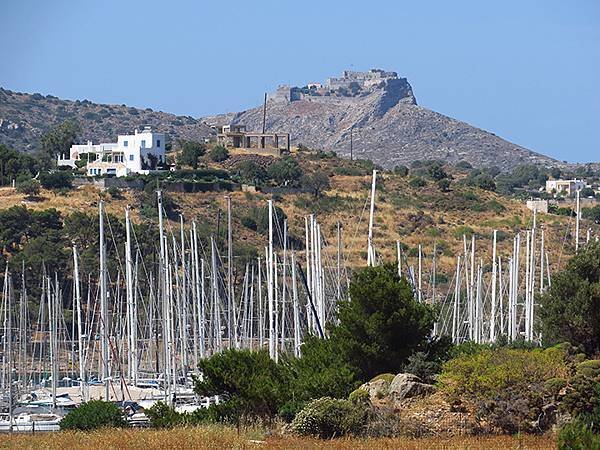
[0,88,213,151]
[207,70,559,170]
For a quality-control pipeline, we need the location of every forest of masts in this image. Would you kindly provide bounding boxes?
[0,170,594,406]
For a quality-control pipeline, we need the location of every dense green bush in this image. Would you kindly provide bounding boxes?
[576,360,600,378]
[60,400,127,430]
[439,346,571,432]
[439,346,570,403]
[145,401,186,428]
[16,179,40,198]
[393,165,409,177]
[177,140,205,169]
[209,145,229,162]
[290,397,367,438]
[234,160,267,184]
[267,156,302,185]
[557,419,600,450]
[540,241,600,354]
[194,349,290,424]
[561,374,600,425]
[409,176,426,188]
[39,170,73,190]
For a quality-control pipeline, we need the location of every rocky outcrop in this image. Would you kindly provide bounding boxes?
[206,73,560,171]
[389,373,436,404]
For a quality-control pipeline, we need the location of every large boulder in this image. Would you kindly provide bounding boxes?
[389,373,436,403]
[359,378,391,402]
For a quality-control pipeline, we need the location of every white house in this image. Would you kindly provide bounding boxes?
[57,127,166,177]
[545,178,586,196]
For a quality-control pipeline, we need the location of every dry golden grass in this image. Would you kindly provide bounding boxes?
[0,427,556,450]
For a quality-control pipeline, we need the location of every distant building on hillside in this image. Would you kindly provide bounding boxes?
[212,124,290,156]
[57,127,166,177]
[326,69,398,89]
[545,178,586,196]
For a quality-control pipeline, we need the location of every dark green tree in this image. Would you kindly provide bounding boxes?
[303,170,330,197]
[329,264,435,380]
[267,156,303,185]
[60,400,127,430]
[0,144,38,185]
[235,160,267,184]
[16,179,40,198]
[393,165,409,177]
[287,335,359,404]
[40,120,81,159]
[209,145,229,162]
[194,349,290,423]
[177,140,205,169]
[539,242,600,354]
[39,171,73,190]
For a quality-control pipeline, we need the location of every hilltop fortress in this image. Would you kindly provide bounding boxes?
[268,69,416,105]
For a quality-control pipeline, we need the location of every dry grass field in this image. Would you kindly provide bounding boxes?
[0,426,557,450]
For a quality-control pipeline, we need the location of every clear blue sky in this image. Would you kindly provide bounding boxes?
[1,0,599,162]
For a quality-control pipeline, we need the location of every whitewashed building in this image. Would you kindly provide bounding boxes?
[57,127,166,177]
[545,178,586,196]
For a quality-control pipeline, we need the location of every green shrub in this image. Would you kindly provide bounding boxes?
[348,389,370,406]
[544,377,568,396]
[107,186,123,199]
[576,360,600,378]
[370,373,395,384]
[60,400,127,430]
[145,401,185,428]
[241,215,257,231]
[209,145,229,162]
[16,179,40,198]
[561,375,600,421]
[557,419,600,450]
[39,171,73,190]
[453,225,475,240]
[540,242,600,354]
[409,177,426,188]
[194,349,290,424]
[439,346,570,403]
[439,346,571,432]
[393,165,409,177]
[290,397,366,438]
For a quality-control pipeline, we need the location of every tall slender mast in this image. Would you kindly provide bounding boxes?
[367,170,377,266]
[125,207,137,385]
[226,196,233,348]
[490,230,498,342]
[99,200,110,401]
[267,200,275,359]
[575,188,580,253]
[73,245,86,399]
[157,191,170,404]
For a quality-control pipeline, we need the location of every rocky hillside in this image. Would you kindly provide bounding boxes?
[207,71,559,171]
[0,88,213,151]
[1,69,562,170]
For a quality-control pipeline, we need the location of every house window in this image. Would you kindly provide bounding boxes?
[156,139,161,147]
[124,140,128,147]
[129,154,134,161]
[141,140,146,148]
